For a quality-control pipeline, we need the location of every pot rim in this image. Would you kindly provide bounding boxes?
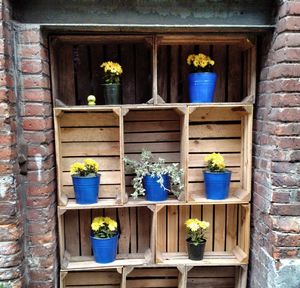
[91,233,119,240]
[72,173,101,178]
[203,170,231,174]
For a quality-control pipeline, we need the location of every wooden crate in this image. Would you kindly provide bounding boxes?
[59,206,154,270]
[187,105,253,203]
[50,34,256,106]
[123,107,187,203]
[156,204,250,266]
[54,107,124,207]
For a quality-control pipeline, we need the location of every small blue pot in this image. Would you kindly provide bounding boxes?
[188,72,217,103]
[72,174,100,204]
[143,174,170,201]
[203,170,231,200]
[91,233,118,264]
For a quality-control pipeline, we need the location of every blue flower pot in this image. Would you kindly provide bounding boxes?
[91,233,118,263]
[72,174,100,204]
[188,72,217,103]
[203,171,231,200]
[143,175,170,201]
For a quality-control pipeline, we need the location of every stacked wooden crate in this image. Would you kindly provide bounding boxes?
[52,34,255,288]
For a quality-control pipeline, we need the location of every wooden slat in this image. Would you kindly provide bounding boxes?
[61,142,120,157]
[228,45,242,102]
[58,44,75,105]
[212,45,226,102]
[60,127,120,142]
[179,206,190,252]
[189,124,241,138]
[190,205,202,220]
[188,266,235,277]
[118,208,130,254]
[128,268,178,277]
[60,112,119,127]
[188,153,240,168]
[64,211,80,256]
[125,142,180,153]
[124,121,179,133]
[189,139,241,153]
[202,206,213,251]
[74,45,91,105]
[167,206,178,252]
[121,44,136,104]
[127,279,178,288]
[130,207,137,253]
[157,206,167,253]
[125,152,180,163]
[214,205,226,251]
[125,131,180,143]
[170,46,179,103]
[158,46,168,101]
[62,171,121,185]
[137,207,150,253]
[189,108,242,122]
[187,277,234,287]
[181,45,195,103]
[226,204,237,251]
[65,271,121,285]
[125,110,179,121]
[62,157,120,171]
[79,210,92,256]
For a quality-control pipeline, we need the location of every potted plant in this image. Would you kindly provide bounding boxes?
[70,158,100,204]
[91,216,119,263]
[124,150,184,201]
[187,53,216,103]
[203,153,231,200]
[100,61,123,104]
[185,218,210,260]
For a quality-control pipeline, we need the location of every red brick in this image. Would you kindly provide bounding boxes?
[24,130,53,145]
[271,216,300,233]
[0,202,17,217]
[27,155,55,171]
[28,230,56,245]
[29,269,54,282]
[272,191,291,203]
[22,117,53,131]
[19,44,41,58]
[270,203,300,216]
[272,173,299,187]
[274,32,300,50]
[268,122,300,136]
[0,223,22,241]
[272,247,300,259]
[27,218,55,235]
[27,206,55,222]
[19,29,41,44]
[27,168,55,185]
[23,89,52,102]
[0,241,21,255]
[20,59,43,74]
[27,244,54,257]
[0,147,16,160]
[269,108,300,122]
[271,162,298,173]
[277,16,300,33]
[27,142,54,157]
[262,63,300,80]
[23,103,52,117]
[22,74,50,89]
[27,181,56,197]
[275,136,300,149]
[0,266,23,280]
[269,94,300,107]
[0,251,23,268]
[26,194,55,210]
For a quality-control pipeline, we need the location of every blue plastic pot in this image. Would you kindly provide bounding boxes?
[91,233,119,263]
[203,170,231,200]
[188,72,217,103]
[143,174,170,201]
[72,174,100,204]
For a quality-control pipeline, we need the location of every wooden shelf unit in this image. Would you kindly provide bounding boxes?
[52,33,255,288]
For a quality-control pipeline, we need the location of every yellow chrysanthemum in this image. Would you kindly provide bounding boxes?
[70,162,86,175]
[187,53,214,71]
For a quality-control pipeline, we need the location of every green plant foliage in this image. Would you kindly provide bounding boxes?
[124,149,184,199]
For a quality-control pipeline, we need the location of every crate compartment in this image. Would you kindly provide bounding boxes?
[59,206,154,270]
[156,204,250,266]
[187,105,252,203]
[54,108,123,207]
[123,107,187,203]
[61,270,122,287]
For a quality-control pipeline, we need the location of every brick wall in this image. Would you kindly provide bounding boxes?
[0,2,57,286]
[250,0,300,287]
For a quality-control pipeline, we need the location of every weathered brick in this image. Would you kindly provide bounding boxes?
[270,203,300,216]
[20,59,43,74]
[18,29,41,44]
[23,89,52,102]
[273,32,300,50]
[269,94,300,107]
[23,103,52,117]
[26,206,55,222]
[22,74,50,89]
[0,241,21,255]
[24,130,53,144]
[271,216,300,233]
[268,122,300,136]
[0,223,22,241]
[272,173,299,187]
[27,155,55,171]
[27,181,55,197]
[27,218,55,235]
[22,117,53,131]
[277,16,300,33]
[27,142,54,158]
[272,191,291,203]
[27,230,56,246]
[26,193,55,210]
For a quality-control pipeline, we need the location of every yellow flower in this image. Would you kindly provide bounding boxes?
[84,158,99,173]
[187,53,214,71]
[205,153,226,171]
[91,217,105,231]
[70,162,85,175]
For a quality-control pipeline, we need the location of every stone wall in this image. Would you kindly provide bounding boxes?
[250,1,300,287]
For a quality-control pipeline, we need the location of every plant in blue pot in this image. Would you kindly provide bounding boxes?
[185,218,210,260]
[91,216,119,263]
[203,153,231,200]
[70,159,100,204]
[187,53,216,103]
[124,150,184,202]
